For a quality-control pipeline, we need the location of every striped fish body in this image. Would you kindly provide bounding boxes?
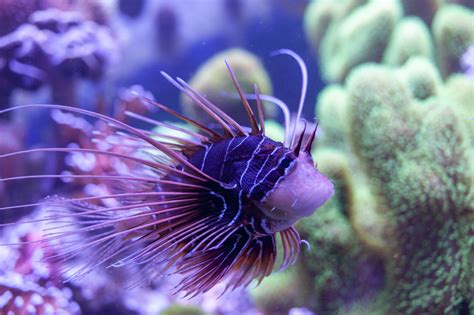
[184,135,296,234]
[188,135,294,199]
[0,50,334,297]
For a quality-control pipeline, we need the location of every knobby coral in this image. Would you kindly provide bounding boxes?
[180,48,274,124]
[299,4,473,312]
[301,59,473,314]
[347,64,473,314]
[304,0,474,82]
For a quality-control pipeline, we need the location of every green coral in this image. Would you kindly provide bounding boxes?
[383,17,434,66]
[347,64,473,313]
[180,48,273,125]
[396,57,442,100]
[304,0,474,82]
[296,149,386,314]
[303,60,473,314]
[160,304,208,315]
[250,270,300,315]
[301,1,473,314]
[318,0,402,82]
[433,4,474,78]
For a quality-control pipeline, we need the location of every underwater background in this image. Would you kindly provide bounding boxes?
[0,0,473,314]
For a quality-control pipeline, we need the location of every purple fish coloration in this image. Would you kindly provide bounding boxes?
[0,50,334,297]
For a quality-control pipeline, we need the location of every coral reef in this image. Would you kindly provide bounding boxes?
[180,48,274,124]
[298,59,473,314]
[1,1,471,313]
[299,3,473,313]
[160,304,208,315]
[295,149,386,314]
[0,219,80,314]
[251,270,300,315]
[304,0,474,82]
[433,4,474,78]
[0,8,118,108]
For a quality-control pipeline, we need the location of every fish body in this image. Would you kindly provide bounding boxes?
[0,50,334,296]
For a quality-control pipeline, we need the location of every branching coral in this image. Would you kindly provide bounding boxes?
[301,3,473,311]
[304,0,474,82]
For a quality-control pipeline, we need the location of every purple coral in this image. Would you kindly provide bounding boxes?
[0,8,118,109]
[0,219,80,314]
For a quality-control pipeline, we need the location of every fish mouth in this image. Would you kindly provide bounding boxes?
[254,202,295,233]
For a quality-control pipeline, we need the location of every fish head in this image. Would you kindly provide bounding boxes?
[257,151,334,232]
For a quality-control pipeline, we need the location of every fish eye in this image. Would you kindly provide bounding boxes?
[279,157,292,169]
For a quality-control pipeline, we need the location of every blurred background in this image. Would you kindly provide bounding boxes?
[0,0,473,314]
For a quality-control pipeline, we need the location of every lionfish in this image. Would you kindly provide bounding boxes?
[0,50,334,296]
